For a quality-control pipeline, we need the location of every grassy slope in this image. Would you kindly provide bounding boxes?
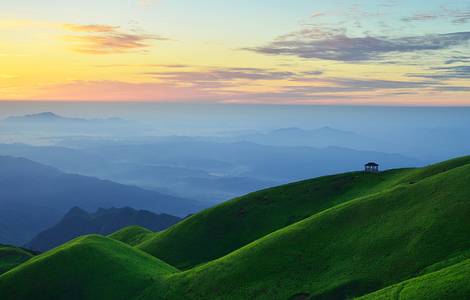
[0,245,33,275]
[137,168,412,269]
[357,259,470,300]
[2,156,470,300]
[108,226,154,246]
[398,155,470,184]
[153,160,470,299]
[137,157,470,270]
[0,235,178,300]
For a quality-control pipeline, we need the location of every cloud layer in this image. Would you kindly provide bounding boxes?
[402,9,470,24]
[64,24,167,54]
[246,30,470,62]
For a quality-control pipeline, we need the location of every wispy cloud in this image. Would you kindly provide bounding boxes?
[63,23,167,54]
[407,65,470,80]
[402,9,470,24]
[245,30,470,62]
[401,13,439,22]
[33,80,218,101]
[64,24,118,33]
[146,67,297,83]
[93,63,190,68]
[141,65,451,99]
[445,55,470,64]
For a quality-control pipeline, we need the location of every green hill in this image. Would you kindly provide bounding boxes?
[137,168,413,269]
[147,157,470,299]
[137,156,470,270]
[108,225,155,246]
[358,258,470,300]
[0,235,178,300]
[1,156,470,299]
[26,207,180,252]
[0,245,34,275]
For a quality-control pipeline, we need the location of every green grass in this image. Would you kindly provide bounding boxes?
[137,168,413,269]
[108,226,154,246]
[357,259,470,300]
[139,157,470,271]
[154,158,470,299]
[1,156,470,300]
[0,245,34,275]
[0,235,178,300]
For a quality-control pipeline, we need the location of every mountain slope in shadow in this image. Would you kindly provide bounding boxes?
[26,207,181,252]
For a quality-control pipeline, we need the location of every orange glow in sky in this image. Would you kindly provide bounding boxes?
[1,1,469,105]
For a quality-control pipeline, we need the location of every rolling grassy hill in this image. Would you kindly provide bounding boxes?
[0,235,177,300]
[0,245,34,276]
[358,258,470,300]
[136,168,412,269]
[153,158,470,299]
[26,207,180,252]
[1,156,469,299]
[136,155,470,270]
[108,226,155,246]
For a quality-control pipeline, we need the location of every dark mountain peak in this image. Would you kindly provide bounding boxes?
[7,112,64,121]
[317,126,336,132]
[65,207,89,218]
[26,207,181,252]
[28,112,62,119]
[4,112,131,125]
[272,127,302,134]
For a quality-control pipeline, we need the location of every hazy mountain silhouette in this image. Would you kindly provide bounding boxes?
[0,140,421,203]
[232,127,386,150]
[26,207,180,252]
[0,156,203,245]
[4,112,126,124]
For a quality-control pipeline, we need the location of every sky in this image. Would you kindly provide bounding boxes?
[0,0,469,105]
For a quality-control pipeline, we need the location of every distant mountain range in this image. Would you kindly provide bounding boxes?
[0,112,143,139]
[233,126,386,150]
[0,155,204,246]
[4,112,126,124]
[26,207,181,252]
[0,141,421,203]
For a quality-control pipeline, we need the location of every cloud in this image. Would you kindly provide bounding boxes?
[407,65,470,80]
[147,65,441,97]
[93,64,191,68]
[402,9,470,24]
[401,13,439,22]
[311,12,326,18]
[63,23,167,54]
[146,67,297,82]
[245,30,470,62]
[27,74,468,103]
[267,78,435,97]
[142,65,466,100]
[445,55,470,64]
[33,80,219,101]
[64,24,118,33]
[432,65,470,79]
[436,86,470,92]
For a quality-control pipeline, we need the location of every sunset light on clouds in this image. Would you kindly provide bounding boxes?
[1,0,469,105]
